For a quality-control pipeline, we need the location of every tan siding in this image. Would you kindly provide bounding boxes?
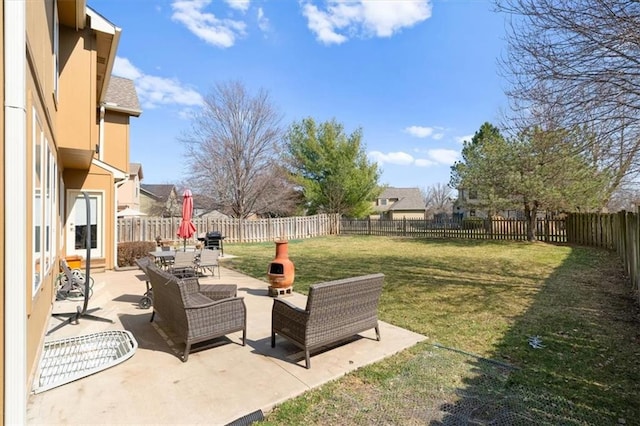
[0,0,5,417]
[25,0,57,120]
[103,112,130,171]
[64,167,116,269]
[24,2,60,395]
[57,25,96,153]
[390,211,425,220]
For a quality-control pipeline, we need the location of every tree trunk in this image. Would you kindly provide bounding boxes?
[524,201,538,242]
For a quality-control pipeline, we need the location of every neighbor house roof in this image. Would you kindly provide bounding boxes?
[375,187,425,212]
[103,76,142,116]
[129,163,143,180]
[140,184,175,202]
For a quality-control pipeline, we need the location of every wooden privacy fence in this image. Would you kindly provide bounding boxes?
[340,217,567,243]
[117,214,340,244]
[567,211,639,303]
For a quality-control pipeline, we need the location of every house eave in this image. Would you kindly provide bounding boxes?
[87,7,121,103]
[92,158,127,181]
[103,103,142,117]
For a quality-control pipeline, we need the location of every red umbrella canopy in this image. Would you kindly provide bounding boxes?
[177,189,197,240]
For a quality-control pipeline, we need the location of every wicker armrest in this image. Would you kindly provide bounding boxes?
[273,298,306,313]
[185,296,245,310]
[181,277,200,294]
[272,298,309,326]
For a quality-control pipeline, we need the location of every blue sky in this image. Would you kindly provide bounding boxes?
[89,0,508,191]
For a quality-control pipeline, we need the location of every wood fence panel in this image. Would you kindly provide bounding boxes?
[117,214,340,244]
[340,218,567,243]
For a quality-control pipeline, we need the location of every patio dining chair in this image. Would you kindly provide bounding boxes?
[196,248,220,278]
[170,250,196,278]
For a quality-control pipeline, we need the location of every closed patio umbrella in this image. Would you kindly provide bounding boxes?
[176,189,197,251]
[117,207,147,217]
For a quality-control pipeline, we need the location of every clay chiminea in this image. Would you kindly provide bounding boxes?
[267,240,295,296]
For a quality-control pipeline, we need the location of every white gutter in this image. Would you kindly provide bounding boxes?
[98,105,105,161]
[4,0,27,422]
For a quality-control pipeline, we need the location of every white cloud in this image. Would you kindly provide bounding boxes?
[428,149,459,165]
[171,0,247,48]
[257,7,270,32]
[415,158,437,167]
[432,133,444,140]
[368,151,414,165]
[455,134,474,144]
[405,125,434,138]
[112,57,142,80]
[224,0,250,12]
[369,147,459,167]
[113,57,204,109]
[302,3,347,45]
[302,0,432,45]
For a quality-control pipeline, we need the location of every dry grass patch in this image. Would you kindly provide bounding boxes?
[225,236,640,424]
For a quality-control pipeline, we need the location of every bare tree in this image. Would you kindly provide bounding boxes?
[422,183,453,219]
[181,81,296,219]
[606,179,640,212]
[496,0,640,200]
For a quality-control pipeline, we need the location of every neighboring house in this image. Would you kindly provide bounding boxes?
[453,188,483,219]
[140,184,181,217]
[197,210,231,220]
[371,187,426,220]
[453,188,526,220]
[117,162,144,211]
[193,194,218,217]
[1,2,140,419]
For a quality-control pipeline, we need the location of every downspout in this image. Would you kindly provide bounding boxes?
[4,0,27,422]
[98,105,105,162]
[113,176,129,270]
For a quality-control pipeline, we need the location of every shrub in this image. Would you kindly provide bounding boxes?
[117,241,156,267]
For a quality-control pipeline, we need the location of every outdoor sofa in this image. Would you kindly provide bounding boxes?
[271,273,385,368]
[145,263,246,361]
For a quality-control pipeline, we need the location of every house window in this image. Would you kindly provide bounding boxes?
[469,209,476,217]
[33,110,43,293]
[46,145,58,275]
[380,199,387,206]
[32,108,59,296]
[468,190,478,200]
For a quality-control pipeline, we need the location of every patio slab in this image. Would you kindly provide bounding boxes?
[27,265,427,425]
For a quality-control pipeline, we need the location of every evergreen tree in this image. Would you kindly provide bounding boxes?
[451,122,609,240]
[285,118,381,218]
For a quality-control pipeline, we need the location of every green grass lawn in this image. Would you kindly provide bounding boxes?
[224,235,640,425]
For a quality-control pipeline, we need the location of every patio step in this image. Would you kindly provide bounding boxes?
[75,258,106,273]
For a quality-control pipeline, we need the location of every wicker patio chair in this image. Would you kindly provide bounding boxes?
[146,263,246,362]
[271,273,384,369]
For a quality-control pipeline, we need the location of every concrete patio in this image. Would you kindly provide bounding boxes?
[27,262,426,425]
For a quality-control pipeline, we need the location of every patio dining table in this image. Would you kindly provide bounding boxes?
[149,250,176,269]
